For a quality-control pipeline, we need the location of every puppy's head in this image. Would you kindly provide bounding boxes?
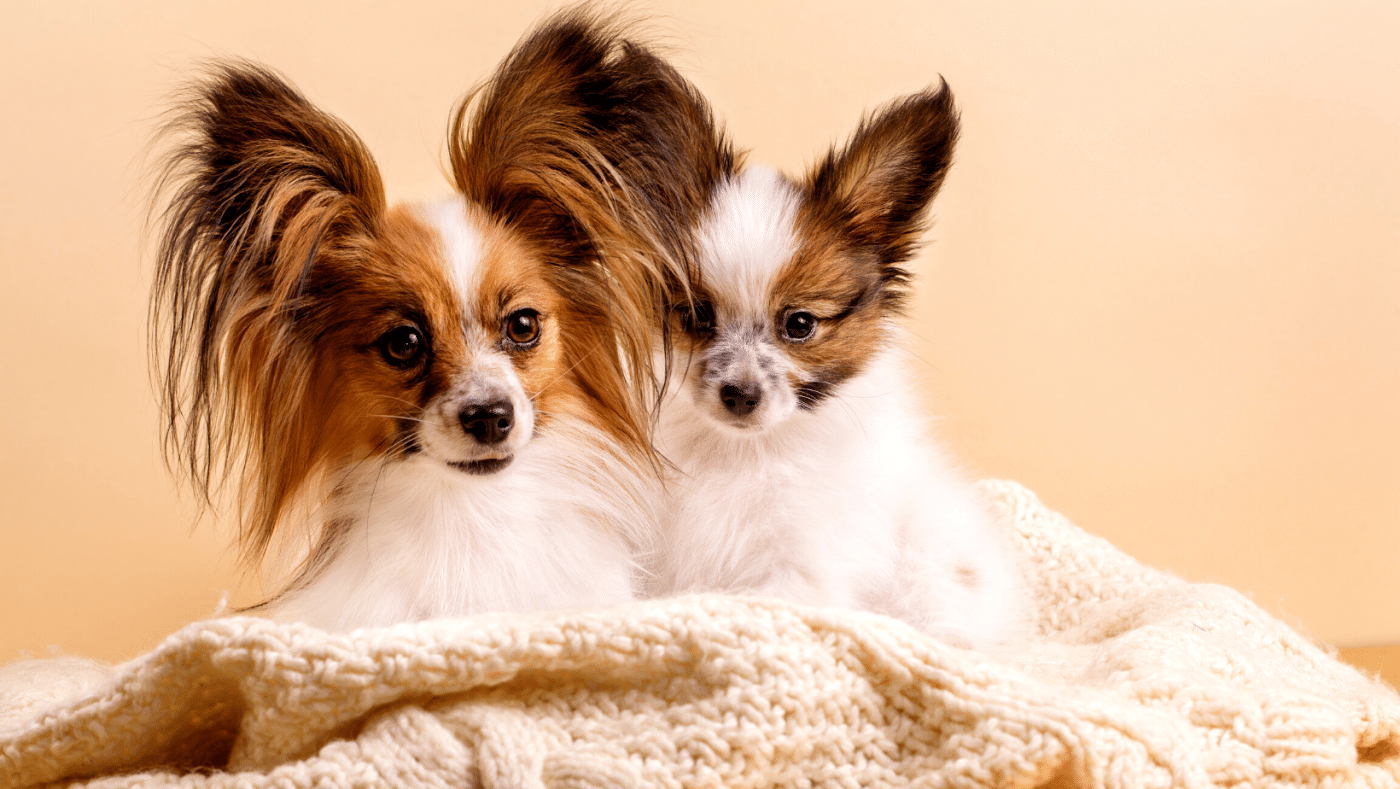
[672,84,960,434]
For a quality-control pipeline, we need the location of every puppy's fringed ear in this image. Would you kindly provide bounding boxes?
[806,81,960,267]
[150,61,385,566]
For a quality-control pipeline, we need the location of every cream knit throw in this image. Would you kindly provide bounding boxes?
[2,480,1397,788]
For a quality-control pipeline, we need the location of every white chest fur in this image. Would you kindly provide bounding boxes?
[272,421,641,632]
[650,349,1025,650]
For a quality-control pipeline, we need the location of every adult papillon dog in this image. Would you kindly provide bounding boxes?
[150,13,687,630]
[638,77,1026,650]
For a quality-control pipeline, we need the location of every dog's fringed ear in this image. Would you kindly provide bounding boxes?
[601,41,739,293]
[806,81,960,267]
[156,62,386,289]
[448,12,625,265]
[150,61,386,565]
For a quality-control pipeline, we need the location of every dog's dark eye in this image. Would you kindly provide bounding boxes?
[379,325,425,366]
[782,311,818,342]
[504,309,541,348]
[677,301,716,335]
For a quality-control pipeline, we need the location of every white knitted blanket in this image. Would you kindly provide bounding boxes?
[2,480,1397,788]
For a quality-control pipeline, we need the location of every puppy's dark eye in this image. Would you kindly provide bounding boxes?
[379,325,425,366]
[677,301,716,335]
[782,310,818,342]
[504,309,541,348]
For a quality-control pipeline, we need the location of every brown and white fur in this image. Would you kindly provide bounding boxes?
[150,15,679,631]
[646,83,1025,650]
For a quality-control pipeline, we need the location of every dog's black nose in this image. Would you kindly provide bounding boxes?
[720,383,762,417]
[460,400,514,444]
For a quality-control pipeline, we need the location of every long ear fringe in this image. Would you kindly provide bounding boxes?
[599,39,741,420]
[450,9,736,457]
[148,60,384,569]
[805,80,960,304]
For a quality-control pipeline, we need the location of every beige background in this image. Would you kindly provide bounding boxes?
[2,1,1396,664]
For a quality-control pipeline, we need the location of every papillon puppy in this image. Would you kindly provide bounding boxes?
[150,14,684,630]
[644,82,1025,650]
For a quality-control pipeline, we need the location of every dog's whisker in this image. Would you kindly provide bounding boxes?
[368,413,426,424]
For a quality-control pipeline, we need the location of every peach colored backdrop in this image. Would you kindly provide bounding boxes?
[2,1,1396,663]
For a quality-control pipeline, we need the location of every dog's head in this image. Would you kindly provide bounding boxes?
[151,14,679,570]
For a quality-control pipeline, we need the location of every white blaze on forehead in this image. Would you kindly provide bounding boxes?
[416,195,486,323]
[698,166,801,319]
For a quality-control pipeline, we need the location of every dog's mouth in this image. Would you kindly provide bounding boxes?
[448,456,515,475]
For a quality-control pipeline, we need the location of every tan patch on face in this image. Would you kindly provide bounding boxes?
[314,207,470,457]
[954,564,981,590]
[472,221,572,419]
[766,212,890,395]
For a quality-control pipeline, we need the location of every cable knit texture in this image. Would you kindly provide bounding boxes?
[2,480,1397,788]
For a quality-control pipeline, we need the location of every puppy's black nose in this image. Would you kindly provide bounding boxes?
[460,400,514,444]
[720,383,762,417]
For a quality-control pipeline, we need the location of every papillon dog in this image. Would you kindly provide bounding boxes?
[642,81,1025,650]
[150,14,686,630]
